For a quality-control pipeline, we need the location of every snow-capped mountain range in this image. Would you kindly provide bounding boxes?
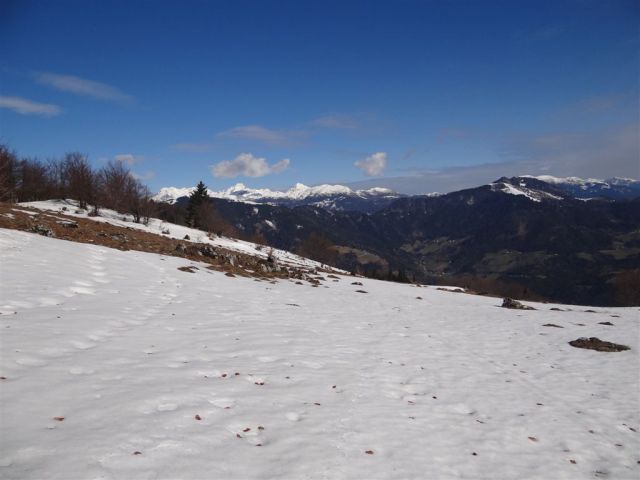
[153,176,639,213]
[153,183,403,213]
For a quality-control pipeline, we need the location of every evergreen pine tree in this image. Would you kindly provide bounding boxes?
[185,181,209,228]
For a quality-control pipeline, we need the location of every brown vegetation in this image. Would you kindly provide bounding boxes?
[297,232,338,266]
[0,203,333,283]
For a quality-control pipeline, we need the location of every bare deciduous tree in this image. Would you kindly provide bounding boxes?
[63,153,98,211]
[0,145,18,202]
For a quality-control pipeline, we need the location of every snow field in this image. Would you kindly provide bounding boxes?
[0,229,638,479]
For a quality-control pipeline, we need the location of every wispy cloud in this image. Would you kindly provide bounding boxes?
[210,153,290,178]
[436,127,473,144]
[35,72,133,103]
[567,92,632,115]
[170,142,214,153]
[216,125,305,147]
[310,114,360,130]
[131,170,155,181]
[0,95,62,116]
[500,123,639,178]
[347,124,639,194]
[114,153,143,166]
[355,152,387,176]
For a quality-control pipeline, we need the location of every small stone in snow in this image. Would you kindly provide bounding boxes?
[195,415,202,420]
[365,450,374,455]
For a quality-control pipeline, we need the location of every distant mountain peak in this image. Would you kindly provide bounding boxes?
[153,182,403,213]
[501,175,640,201]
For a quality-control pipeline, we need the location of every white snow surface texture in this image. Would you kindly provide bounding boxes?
[0,229,639,480]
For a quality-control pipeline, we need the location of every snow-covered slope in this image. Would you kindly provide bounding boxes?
[153,183,402,213]
[518,176,640,200]
[19,199,330,271]
[490,180,564,202]
[489,176,640,202]
[1,228,638,479]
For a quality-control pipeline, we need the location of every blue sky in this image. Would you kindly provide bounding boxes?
[1,0,638,194]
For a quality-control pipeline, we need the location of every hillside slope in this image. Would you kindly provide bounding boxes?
[163,187,640,306]
[0,228,638,479]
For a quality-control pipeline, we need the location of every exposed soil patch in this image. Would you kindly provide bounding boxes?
[569,337,630,352]
[178,266,198,273]
[437,287,464,293]
[501,298,535,310]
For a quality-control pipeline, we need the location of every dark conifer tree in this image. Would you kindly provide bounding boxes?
[185,181,209,228]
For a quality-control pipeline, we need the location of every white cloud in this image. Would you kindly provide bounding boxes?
[210,153,290,178]
[0,96,61,116]
[355,152,387,176]
[114,154,143,166]
[217,125,304,146]
[36,72,133,102]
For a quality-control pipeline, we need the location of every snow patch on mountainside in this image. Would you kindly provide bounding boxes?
[491,181,563,202]
[522,175,639,189]
[524,175,608,186]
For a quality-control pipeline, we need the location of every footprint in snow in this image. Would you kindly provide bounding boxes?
[448,403,476,415]
[300,361,323,369]
[258,356,278,363]
[208,398,236,409]
[70,340,97,350]
[69,366,95,375]
[15,356,48,367]
[245,375,266,385]
[39,347,71,358]
[68,286,95,295]
[227,423,268,446]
